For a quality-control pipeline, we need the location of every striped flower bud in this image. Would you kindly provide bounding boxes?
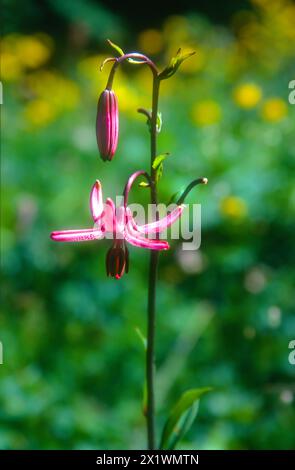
[96,89,119,161]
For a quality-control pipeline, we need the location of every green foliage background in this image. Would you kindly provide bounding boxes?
[1,0,295,450]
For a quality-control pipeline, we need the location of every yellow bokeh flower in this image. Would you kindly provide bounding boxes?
[23,71,80,128]
[220,196,248,218]
[138,29,164,55]
[15,35,53,68]
[24,99,56,127]
[115,83,141,116]
[234,0,295,72]
[192,100,222,126]
[163,16,190,44]
[2,34,53,71]
[1,33,53,80]
[77,55,105,79]
[261,98,287,122]
[26,71,80,111]
[1,52,22,81]
[233,83,262,108]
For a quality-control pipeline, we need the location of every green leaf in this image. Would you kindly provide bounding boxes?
[159,49,196,80]
[155,164,163,183]
[107,39,124,56]
[134,327,147,350]
[167,401,199,450]
[160,387,212,450]
[152,153,170,170]
[139,181,150,188]
[152,153,170,183]
[107,39,146,64]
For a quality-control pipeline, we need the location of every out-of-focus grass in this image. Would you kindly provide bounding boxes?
[1,0,295,450]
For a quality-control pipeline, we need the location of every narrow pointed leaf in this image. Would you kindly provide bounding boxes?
[160,387,212,450]
[107,39,124,56]
[159,49,196,80]
[152,153,170,183]
[167,402,199,450]
[107,39,145,64]
[152,153,170,170]
[100,57,116,72]
[155,163,163,183]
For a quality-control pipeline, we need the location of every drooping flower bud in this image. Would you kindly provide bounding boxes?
[106,240,129,279]
[96,89,119,161]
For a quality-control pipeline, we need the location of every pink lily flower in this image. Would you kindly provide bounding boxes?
[50,172,185,279]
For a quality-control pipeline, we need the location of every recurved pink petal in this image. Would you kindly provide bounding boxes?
[50,228,104,242]
[125,221,169,250]
[104,198,117,234]
[136,204,186,234]
[116,205,127,233]
[90,180,104,221]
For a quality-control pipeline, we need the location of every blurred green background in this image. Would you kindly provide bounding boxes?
[1,0,295,450]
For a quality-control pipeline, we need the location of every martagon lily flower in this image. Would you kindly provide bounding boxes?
[50,171,185,279]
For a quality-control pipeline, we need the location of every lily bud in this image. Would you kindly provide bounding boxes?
[96,89,119,161]
[106,241,129,279]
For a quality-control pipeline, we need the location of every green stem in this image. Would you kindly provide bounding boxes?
[146,76,160,450]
